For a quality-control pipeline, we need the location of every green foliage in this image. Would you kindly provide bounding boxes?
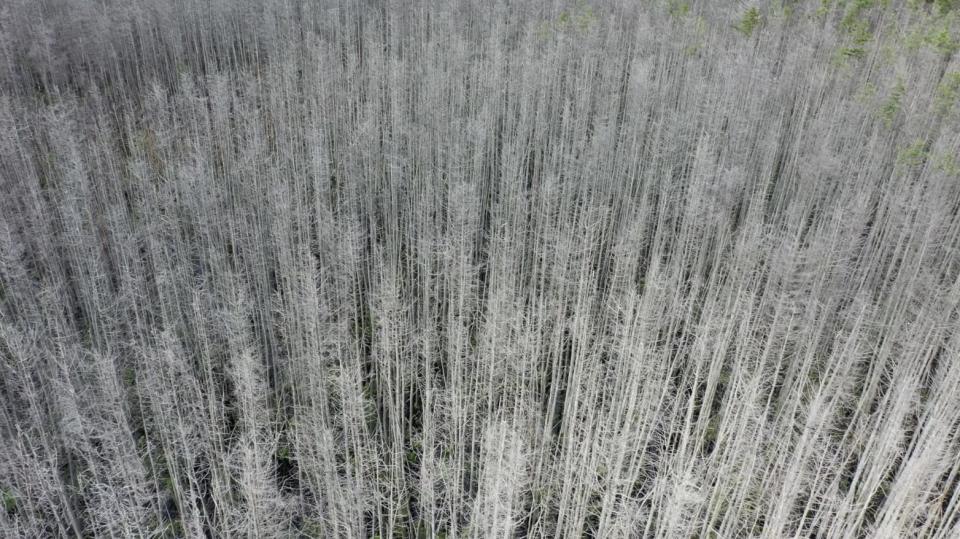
[855,81,878,104]
[904,6,959,54]
[161,519,184,538]
[538,1,598,40]
[880,78,905,127]
[668,0,691,19]
[300,519,324,538]
[936,72,960,111]
[924,24,959,55]
[708,493,730,529]
[922,0,959,14]
[2,489,16,514]
[836,46,867,61]
[122,366,136,386]
[734,7,762,37]
[574,2,598,29]
[392,500,412,537]
[771,0,798,19]
[682,16,708,56]
[934,152,960,176]
[897,139,928,166]
[817,0,834,18]
[937,0,958,14]
[848,20,873,47]
[841,0,875,31]
[704,415,721,449]
[832,0,877,63]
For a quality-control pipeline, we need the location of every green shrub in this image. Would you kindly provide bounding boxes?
[880,78,905,127]
[539,1,598,40]
[925,25,959,55]
[735,7,762,37]
[897,139,928,166]
[668,0,690,19]
[935,152,960,176]
[2,489,16,514]
[936,72,960,111]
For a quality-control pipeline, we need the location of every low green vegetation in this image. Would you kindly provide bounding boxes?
[537,1,598,40]
[897,139,928,166]
[2,489,16,514]
[880,78,906,127]
[734,7,762,37]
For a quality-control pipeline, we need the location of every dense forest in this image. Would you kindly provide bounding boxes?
[1,0,960,537]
